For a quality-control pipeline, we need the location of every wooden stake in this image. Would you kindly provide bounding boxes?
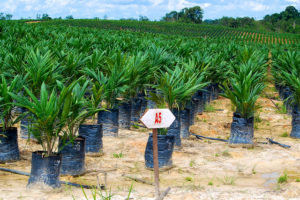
[152,128,160,198]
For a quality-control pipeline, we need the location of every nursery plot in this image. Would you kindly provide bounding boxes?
[1,93,300,199]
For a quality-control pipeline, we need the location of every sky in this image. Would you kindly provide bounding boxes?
[0,0,299,20]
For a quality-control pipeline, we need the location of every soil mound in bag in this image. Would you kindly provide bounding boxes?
[144,134,175,168]
[0,127,20,163]
[27,151,62,189]
[291,106,300,138]
[118,102,131,129]
[167,109,181,146]
[59,136,85,176]
[79,124,103,153]
[229,112,254,144]
[98,109,119,137]
[180,108,190,138]
[131,98,142,122]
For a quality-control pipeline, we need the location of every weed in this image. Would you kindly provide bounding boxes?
[278,173,288,184]
[296,179,300,182]
[222,176,236,185]
[254,114,262,123]
[276,103,287,114]
[185,177,193,182]
[204,104,216,112]
[178,168,183,174]
[113,152,124,158]
[254,123,259,130]
[189,160,195,167]
[132,122,139,129]
[208,181,213,186]
[280,132,289,137]
[81,186,113,200]
[215,153,219,157]
[203,118,207,123]
[252,165,256,174]
[222,150,230,157]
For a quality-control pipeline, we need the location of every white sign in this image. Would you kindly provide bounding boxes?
[140,109,175,129]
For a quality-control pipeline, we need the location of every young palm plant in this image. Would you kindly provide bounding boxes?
[98,52,129,137]
[58,80,103,175]
[0,75,24,162]
[221,60,266,145]
[278,51,300,138]
[9,81,78,188]
[152,65,208,146]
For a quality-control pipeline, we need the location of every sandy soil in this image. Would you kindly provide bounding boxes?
[25,21,42,24]
[1,85,300,200]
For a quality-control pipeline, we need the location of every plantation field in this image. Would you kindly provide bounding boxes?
[1,91,300,199]
[0,20,299,200]
[43,19,300,45]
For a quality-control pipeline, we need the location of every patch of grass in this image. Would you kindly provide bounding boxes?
[204,104,216,112]
[189,160,195,167]
[215,153,219,157]
[280,132,289,137]
[222,176,236,185]
[113,152,124,158]
[185,177,193,182]
[278,172,288,184]
[296,178,300,182]
[254,123,259,130]
[222,150,230,157]
[254,114,262,123]
[132,122,139,129]
[202,118,207,123]
[252,165,256,174]
[276,103,287,114]
[208,181,213,186]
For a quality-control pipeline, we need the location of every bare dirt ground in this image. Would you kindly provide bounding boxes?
[1,84,300,200]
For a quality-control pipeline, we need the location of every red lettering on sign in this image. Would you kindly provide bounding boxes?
[154,112,162,124]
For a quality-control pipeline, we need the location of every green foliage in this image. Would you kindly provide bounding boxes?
[222,176,236,185]
[113,152,124,158]
[221,55,266,119]
[153,65,208,110]
[0,75,24,129]
[204,104,216,112]
[278,173,288,184]
[185,177,193,182]
[162,6,203,24]
[208,181,213,186]
[9,81,78,156]
[280,132,289,137]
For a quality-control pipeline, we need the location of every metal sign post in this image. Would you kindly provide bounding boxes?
[140,109,175,199]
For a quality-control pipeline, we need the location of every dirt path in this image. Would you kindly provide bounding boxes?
[1,84,300,199]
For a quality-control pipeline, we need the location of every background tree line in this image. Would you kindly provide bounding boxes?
[161,5,299,34]
[0,13,13,20]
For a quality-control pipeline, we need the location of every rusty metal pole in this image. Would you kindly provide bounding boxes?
[152,128,160,199]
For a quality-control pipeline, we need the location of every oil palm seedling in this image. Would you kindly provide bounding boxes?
[273,51,299,114]
[98,53,129,136]
[278,51,300,138]
[0,75,24,163]
[79,69,106,154]
[58,79,103,175]
[221,60,266,145]
[151,65,208,146]
[9,81,78,188]
[20,49,63,138]
[176,63,208,138]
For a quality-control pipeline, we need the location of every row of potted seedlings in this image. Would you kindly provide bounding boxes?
[273,50,300,138]
[3,47,296,189]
